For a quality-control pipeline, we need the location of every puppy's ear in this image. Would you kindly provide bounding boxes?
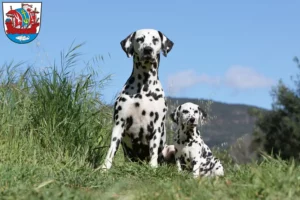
[198,106,207,125]
[170,105,181,124]
[158,31,174,57]
[120,31,136,58]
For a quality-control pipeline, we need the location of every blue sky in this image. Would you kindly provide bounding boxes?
[1,0,300,109]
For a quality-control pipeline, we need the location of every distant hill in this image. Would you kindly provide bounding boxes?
[165,97,268,148]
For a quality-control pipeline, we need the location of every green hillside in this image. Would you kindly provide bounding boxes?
[165,97,268,148]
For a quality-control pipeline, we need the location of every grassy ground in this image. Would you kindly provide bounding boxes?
[2,148,300,200]
[1,43,300,200]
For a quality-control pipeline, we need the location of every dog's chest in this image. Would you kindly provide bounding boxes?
[175,133,204,167]
[114,74,167,145]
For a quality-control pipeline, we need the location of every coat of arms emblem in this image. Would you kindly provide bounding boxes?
[2,2,42,44]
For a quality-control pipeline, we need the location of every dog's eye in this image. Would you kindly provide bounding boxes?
[182,110,189,114]
[153,38,159,44]
[194,110,198,113]
[136,37,144,43]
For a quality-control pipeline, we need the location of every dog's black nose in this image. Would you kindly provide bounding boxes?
[189,117,195,123]
[143,47,153,55]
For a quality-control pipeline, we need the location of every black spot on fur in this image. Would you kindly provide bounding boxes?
[117,106,122,111]
[119,97,127,102]
[154,112,159,123]
[137,82,141,92]
[150,112,154,117]
[112,137,117,141]
[134,94,142,99]
[192,160,197,166]
[135,102,140,107]
[142,110,146,115]
[150,69,156,76]
[143,72,149,84]
[138,74,142,80]
[126,116,133,130]
[139,128,144,139]
[147,124,154,135]
[129,77,135,84]
[143,84,149,92]
[146,91,163,100]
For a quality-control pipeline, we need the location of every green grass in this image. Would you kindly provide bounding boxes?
[1,43,300,200]
[2,151,300,200]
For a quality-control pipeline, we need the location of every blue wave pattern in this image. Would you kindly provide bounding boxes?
[6,34,38,44]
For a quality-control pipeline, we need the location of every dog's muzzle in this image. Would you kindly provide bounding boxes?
[187,117,198,127]
[141,47,155,62]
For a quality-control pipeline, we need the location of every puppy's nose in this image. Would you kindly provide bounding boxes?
[189,117,195,123]
[143,47,153,55]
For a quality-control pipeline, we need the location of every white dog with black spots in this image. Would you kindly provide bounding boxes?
[101,29,174,171]
[170,102,224,178]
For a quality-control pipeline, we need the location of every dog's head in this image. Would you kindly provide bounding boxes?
[120,29,174,63]
[170,102,207,128]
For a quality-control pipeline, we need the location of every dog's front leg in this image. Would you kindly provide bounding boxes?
[149,124,163,168]
[149,123,165,168]
[101,125,124,171]
[175,156,182,172]
[192,159,201,178]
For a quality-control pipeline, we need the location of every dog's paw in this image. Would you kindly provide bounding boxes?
[95,164,110,173]
[149,162,158,169]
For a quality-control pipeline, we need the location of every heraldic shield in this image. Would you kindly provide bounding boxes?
[2,2,42,44]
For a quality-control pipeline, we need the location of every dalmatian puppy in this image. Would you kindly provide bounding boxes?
[101,29,174,171]
[170,102,224,178]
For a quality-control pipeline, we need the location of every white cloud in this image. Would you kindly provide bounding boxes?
[166,69,220,94]
[166,66,275,94]
[223,66,274,89]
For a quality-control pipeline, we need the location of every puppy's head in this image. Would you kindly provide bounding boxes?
[120,29,174,63]
[170,102,207,129]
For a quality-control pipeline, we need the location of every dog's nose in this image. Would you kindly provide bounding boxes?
[189,117,195,123]
[143,47,153,55]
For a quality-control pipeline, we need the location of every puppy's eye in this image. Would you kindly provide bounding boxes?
[136,37,144,43]
[194,110,198,113]
[182,110,189,114]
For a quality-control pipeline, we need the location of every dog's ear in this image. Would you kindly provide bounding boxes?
[198,106,207,125]
[170,105,181,124]
[158,31,174,57]
[120,31,136,58]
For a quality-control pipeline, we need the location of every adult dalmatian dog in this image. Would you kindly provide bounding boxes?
[170,102,224,178]
[101,29,174,171]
